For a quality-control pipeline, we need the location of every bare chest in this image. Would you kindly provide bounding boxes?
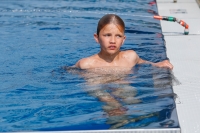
[91,58,136,68]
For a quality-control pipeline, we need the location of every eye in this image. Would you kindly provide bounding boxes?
[116,35,122,38]
[104,34,111,37]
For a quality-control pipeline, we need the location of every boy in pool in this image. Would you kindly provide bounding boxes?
[74,14,173,120]
[75,14,173,70]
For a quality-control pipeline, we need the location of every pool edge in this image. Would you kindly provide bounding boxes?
[11,128,180,133]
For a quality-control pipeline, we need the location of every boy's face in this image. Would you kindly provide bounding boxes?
[94,23,126,55]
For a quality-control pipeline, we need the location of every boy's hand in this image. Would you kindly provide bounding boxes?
[154,60,173,70]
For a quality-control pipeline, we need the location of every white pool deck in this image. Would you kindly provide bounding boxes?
[157,0,200,133]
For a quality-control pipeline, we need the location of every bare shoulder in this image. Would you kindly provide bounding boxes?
[119,50,140,65]
[121,50,139,60]
[75,55,98,69]
[75,57,91,69]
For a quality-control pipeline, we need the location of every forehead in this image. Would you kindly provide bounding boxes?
[100,23,124,33]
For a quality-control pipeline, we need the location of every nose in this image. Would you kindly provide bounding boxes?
[109,35,116,44]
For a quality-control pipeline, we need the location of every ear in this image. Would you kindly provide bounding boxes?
[121,35,126,45]
[94,33,99,43]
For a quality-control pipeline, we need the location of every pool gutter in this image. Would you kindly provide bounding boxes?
[14,129,180,133]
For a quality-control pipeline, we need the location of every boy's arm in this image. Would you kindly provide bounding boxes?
[137,58,173,70]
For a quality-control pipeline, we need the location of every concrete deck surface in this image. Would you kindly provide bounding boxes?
[157,0,200,133]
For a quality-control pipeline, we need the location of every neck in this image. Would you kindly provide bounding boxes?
[98,50,120,63]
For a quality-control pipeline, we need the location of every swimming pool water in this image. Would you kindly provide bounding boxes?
[0,0,179,131]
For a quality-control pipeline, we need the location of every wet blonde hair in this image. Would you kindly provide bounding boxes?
[97,14,125,35]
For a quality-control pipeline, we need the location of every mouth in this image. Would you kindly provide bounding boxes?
[108,45,116,50]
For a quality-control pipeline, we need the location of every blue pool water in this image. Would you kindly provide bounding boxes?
[0,0,180,131]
